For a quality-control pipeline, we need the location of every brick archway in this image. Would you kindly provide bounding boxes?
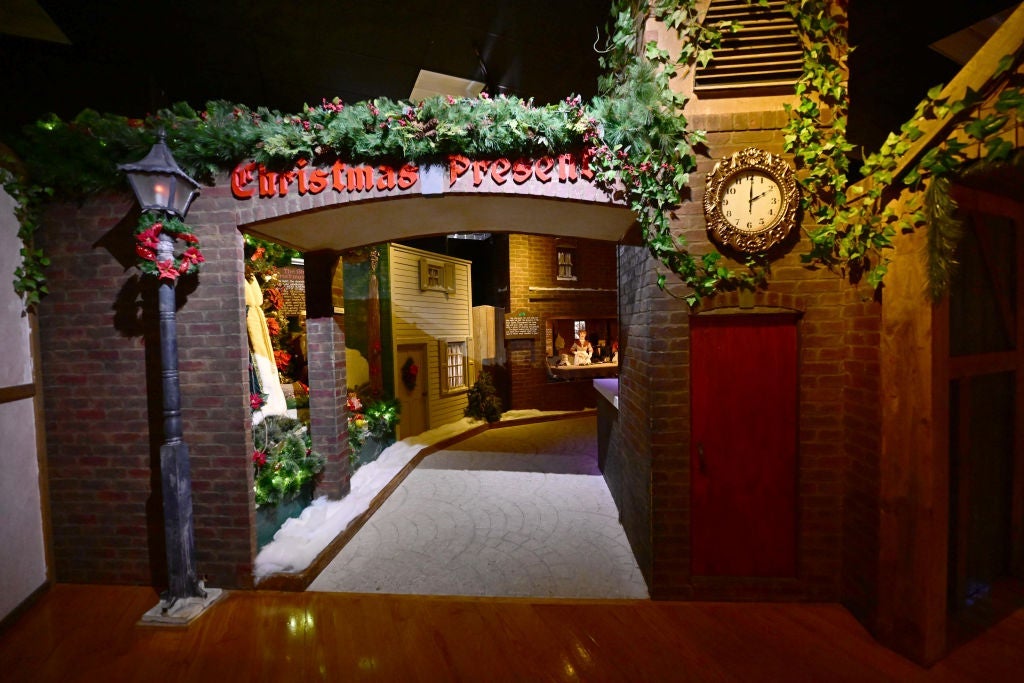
[160,156,635,587]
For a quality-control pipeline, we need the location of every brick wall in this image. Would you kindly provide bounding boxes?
[607,244,659,585]
[610,106,879,602]
[39,185,255,589]
[506,234,617,411]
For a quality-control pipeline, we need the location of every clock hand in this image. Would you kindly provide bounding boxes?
[751,190,770,202]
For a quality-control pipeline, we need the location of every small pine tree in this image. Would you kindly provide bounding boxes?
[464,371,503,423]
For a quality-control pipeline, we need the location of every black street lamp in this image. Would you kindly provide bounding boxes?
[119,131,222,624]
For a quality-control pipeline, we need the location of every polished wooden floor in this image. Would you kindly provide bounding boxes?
[2,585,1024,682]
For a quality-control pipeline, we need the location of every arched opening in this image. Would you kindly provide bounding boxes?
[236,170,643,596]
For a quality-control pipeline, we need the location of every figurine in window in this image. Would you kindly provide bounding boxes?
[570,329,593,365]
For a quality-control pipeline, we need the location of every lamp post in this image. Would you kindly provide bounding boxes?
[119,131,222,623]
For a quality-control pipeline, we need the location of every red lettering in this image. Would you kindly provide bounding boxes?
[258,167,278,197]
[331,161,346,192]
[308,168,329,194]
[512,159,532,184]
[397,164,417,190]
[491,158,511,185]
[231,163,256,199]
[557,154,578,182]
[295,159,309,194]
[278,171,297,196]
[579,150,595,180]
[376,165,397,190]
[233,153,597,202]
[347,165,374,192]
[449,155,470,185]
[472,160,491,186]
[535,156,554,182]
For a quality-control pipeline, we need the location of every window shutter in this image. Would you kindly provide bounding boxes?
[694,0,802,96]
[444,263,456,292]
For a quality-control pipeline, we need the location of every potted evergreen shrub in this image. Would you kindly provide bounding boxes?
[252,414,325,547]
[465,371,503,423]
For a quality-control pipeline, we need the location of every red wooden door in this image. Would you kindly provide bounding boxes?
[690,314,798,577]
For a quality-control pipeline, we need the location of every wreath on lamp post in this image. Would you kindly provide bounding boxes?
[401,357,419,392]
[134,212,205,282]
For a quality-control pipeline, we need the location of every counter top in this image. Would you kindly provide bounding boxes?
[593,378,618,409]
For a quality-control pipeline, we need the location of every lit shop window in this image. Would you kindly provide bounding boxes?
[440,339,468,394]
[557,246,577,281]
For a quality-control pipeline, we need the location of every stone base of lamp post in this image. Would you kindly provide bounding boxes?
[139,585,226,626]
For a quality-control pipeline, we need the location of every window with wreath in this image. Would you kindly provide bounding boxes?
[440,338,469,394]
[556,245,577,281]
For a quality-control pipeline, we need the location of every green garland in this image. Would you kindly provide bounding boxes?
[0,166,51,307]
[784,1,1024,297]
[6,0,1022,308]
[590,0,764,305]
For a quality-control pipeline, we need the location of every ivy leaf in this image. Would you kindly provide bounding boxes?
[985,136,1014,162]
[964,114,1009,140]
[994,53,1015,78]
[995,88,1024,113]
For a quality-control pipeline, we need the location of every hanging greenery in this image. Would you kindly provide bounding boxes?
[0,166,51,307]
[784,1,1024,297]
[4,0,1022,308]
[589,0,764,305]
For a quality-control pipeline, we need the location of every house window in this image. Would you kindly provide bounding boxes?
[420,258,456,293]
[427,263,443,288]
[557,246,577,281]
[574,320,587,339]
[440,339,468,394]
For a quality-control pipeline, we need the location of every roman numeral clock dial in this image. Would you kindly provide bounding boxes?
[703,147,799,254]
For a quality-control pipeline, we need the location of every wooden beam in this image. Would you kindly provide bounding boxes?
[879,219,949,664]
[890,4,1024,181]
[0,383,34,404]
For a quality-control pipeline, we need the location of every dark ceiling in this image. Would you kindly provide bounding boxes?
[0,1,1020,154]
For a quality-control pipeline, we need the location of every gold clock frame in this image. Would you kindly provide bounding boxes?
[703,147,800,254]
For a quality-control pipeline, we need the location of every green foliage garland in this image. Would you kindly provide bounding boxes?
[8,0,1020,307]
[591,0,764,305]
[0,166,51,308]
[783,1,1024,297]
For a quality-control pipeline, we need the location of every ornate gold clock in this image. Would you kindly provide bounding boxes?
[703,147,799,254]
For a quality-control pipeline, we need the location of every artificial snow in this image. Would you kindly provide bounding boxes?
[253,410,566,578]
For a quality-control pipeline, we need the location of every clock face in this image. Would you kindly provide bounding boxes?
[720,170,784,233]
[703,147,799,254]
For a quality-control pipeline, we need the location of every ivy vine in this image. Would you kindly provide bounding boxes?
[0,164,51,308]
[783,0,1024,297]
[3,0,1022,309]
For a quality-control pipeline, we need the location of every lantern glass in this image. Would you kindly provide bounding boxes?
[118,132,201,219]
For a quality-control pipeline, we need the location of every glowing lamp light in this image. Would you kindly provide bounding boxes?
[153,182,170,207]
[117,129,200,218]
